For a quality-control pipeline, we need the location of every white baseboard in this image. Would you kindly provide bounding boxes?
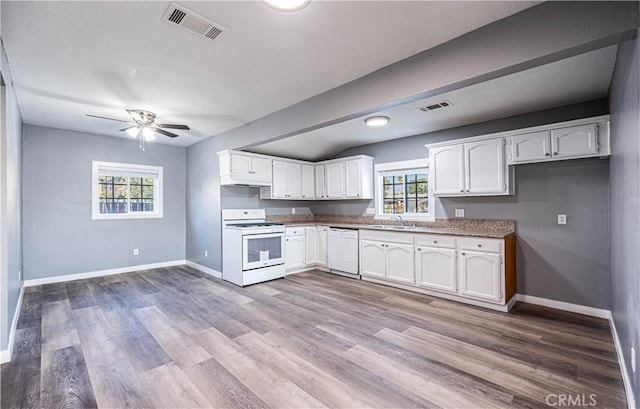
[184,261,222,279]
[1,284,25,364]
[22,260,187,287]
[610,316,637,409]
[515,294,611,319]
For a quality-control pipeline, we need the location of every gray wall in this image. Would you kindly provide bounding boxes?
[186,2,635,273]
[321,100,611,309]
[609,31,640,403]
[22,125,186,280]
[1,42,24,353]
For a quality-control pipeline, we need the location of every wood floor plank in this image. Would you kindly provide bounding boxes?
[16,291,42,329]
[141,362,212,408]
[40,345,97,409]
[41,300,80,352]
[107,280,152,309]
[65,282,98,310]
[132,306,211,368]
[1,356,40,409]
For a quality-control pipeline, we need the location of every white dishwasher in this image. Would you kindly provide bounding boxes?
[328,228,359,277]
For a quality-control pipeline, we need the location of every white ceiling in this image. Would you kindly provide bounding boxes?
[1,1,541,146]
[250,45,618,160]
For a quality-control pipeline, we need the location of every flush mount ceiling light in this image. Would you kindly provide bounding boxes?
[262,0,311,12]
[364,116,390,127]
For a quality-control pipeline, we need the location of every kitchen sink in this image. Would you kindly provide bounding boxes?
[367,224,420,230]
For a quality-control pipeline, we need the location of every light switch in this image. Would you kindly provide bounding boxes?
[455,209,465,218]
[557,214,567,225]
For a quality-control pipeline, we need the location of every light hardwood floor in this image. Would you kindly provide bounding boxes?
[1,266,627,408]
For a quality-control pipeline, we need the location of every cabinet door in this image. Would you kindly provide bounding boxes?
[509,131,550,163]
[344,159,362,198]
[251,157,271,179]
[316,226,328,267]
[315,165,326,199]
[305,227,317,266]
[430,145,465,196]
[360,240,386,279]
[301,164,315,199]
[271,161,288,199]
[465,138,506,194]
[386,243,415,284]
[325,162,345,198]
[551,124,598,158]
[415,247,457,293]
[459,250,501,303]
[285,162,302,199]
[285,235,305,272]
[230,154,252,176]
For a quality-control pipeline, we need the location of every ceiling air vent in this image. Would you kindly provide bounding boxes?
[419,101,453,112]
[162,3,228,43]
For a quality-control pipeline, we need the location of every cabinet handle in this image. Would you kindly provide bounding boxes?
[461,252,466,256]
[460,190,464,193]
[477,244,482,248]
[466,189,470,192]
[545,153,550,156]
[417,247,422,251]
[553,152,558,155]
[433,240,438,244]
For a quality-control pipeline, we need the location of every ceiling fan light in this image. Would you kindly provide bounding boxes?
[364,116,390,127]
[126,127,140,138]
[262,0,311,12]
[142,127,156,141]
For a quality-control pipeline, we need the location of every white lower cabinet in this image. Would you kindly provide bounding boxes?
[360,230,514,310]
[360,240,387,279]
[359,231,415,284]
[316,226,329,267]
[304,226,317,266]
[285,228,305,272]
[415,247,457,293]
[459,250,501,302]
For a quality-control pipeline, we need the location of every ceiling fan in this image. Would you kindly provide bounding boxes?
[86,109,190,150]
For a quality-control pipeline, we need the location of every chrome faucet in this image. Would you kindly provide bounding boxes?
[392,215,404,226]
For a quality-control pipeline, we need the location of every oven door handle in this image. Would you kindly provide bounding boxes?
[242,232,284,240]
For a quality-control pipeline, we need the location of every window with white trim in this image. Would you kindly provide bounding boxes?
[375,159,433,221]
[92,161,163,220]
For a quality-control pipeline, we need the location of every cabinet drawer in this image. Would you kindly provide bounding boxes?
[359,229,414,244]
[286,227,306,237]
[459,237,501,253]
[415,234,456,249]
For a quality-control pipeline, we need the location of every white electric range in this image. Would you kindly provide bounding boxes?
[221,209,286,286]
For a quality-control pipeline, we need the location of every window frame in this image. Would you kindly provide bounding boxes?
[374,159,434,222]
[91,161,163,220]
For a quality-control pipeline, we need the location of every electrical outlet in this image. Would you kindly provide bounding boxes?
[455,209,465,218]
[133,248,139,256]
[632,346,636,373]
[204,250,208,258]
[557,214,567,225]
[291,208,296,214]
[366,208,375,215]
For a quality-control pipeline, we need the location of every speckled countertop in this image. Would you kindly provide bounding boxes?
[266,214,515,239]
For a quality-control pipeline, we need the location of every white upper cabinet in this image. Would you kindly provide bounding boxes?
[509,131,551,163]
[268,160,302,199]
[430,139,510,197]
[218,150,272,186]
[551,124,598,158]
[301,164,315,199]
[430,144,465,196]
[315,165,326,199]
[465,138,506,195]
[345,159,362,198]
[325,162,345,198]
[507,118,608,165]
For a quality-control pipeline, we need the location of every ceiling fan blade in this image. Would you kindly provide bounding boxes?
[119,126,138,132]
[152,128,179,138]
[86,114,130,123]
[155,123,190,130]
